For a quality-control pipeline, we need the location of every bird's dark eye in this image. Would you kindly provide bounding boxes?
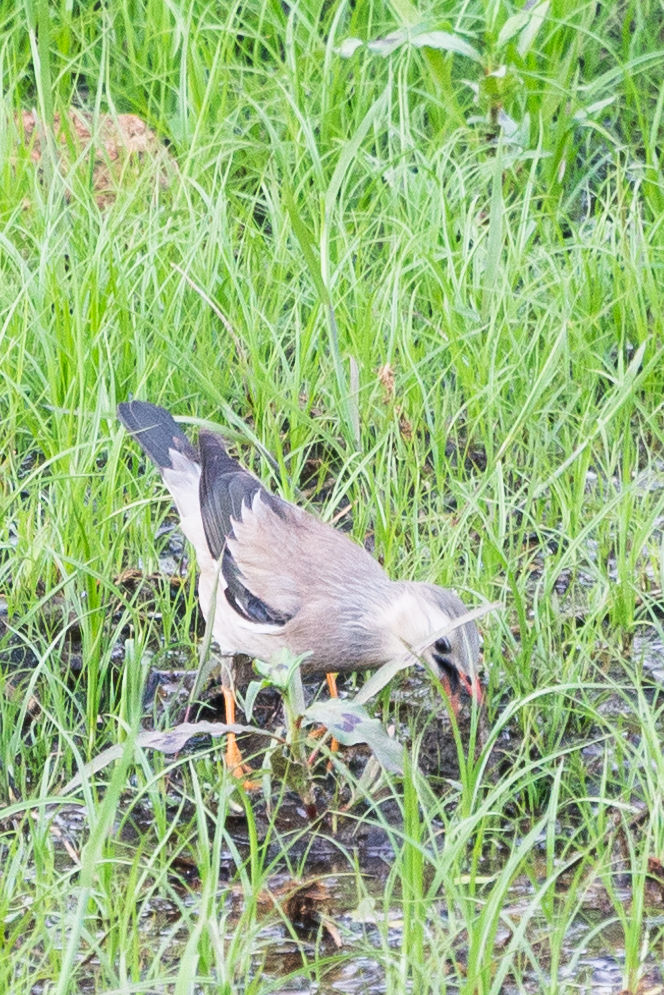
[432,636,459,693]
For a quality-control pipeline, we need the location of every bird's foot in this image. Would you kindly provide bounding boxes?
[225,733,260,790]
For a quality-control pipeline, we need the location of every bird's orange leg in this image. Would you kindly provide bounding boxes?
[306,671,341,766]
[325,672,340,755]
[221,686,259,787]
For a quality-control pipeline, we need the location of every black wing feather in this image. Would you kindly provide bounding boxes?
[223,572,292,625]
[119,406,292,628]
[198,431,292,627]
[198,430,264,557]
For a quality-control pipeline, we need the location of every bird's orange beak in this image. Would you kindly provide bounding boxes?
[458,672,484,705]
[437,671,483,716]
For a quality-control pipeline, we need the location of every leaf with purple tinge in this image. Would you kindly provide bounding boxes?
[303,699,403,773]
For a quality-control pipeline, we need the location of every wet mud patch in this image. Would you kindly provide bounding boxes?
[3,561,664,993]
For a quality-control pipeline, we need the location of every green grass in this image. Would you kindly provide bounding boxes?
[2,0,664,991]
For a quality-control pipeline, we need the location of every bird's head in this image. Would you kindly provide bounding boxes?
[385,581,482,702]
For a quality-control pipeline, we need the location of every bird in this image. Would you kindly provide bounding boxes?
[117,399,482,777]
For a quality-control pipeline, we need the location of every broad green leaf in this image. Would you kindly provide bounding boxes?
[253,648,311,691]
[336,36,363,58]
[61,720,276,794]
[243,679,267,723]
[497,9,532,48]
[496,1,549,56]
[410,30,480,61]
[517,1,550,59]
[339,26,480,62]
[303,699,403,773]
[367,27,409,55]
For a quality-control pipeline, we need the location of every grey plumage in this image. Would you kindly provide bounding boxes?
[117,400,481,699]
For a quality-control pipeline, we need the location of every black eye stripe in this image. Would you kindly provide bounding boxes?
[435,637,452,655]
[432,651,459,693]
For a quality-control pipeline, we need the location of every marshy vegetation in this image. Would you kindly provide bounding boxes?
[1,1,663,992]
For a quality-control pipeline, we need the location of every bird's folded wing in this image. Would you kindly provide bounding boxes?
[198,430,300,626]
[224,481,388,624]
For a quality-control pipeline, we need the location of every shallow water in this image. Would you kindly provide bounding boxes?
[3,559,664,994]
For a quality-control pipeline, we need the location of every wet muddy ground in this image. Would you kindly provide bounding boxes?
[2,521,664,993]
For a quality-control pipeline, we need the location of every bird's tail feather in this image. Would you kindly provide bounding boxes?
[117,400,198,469]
